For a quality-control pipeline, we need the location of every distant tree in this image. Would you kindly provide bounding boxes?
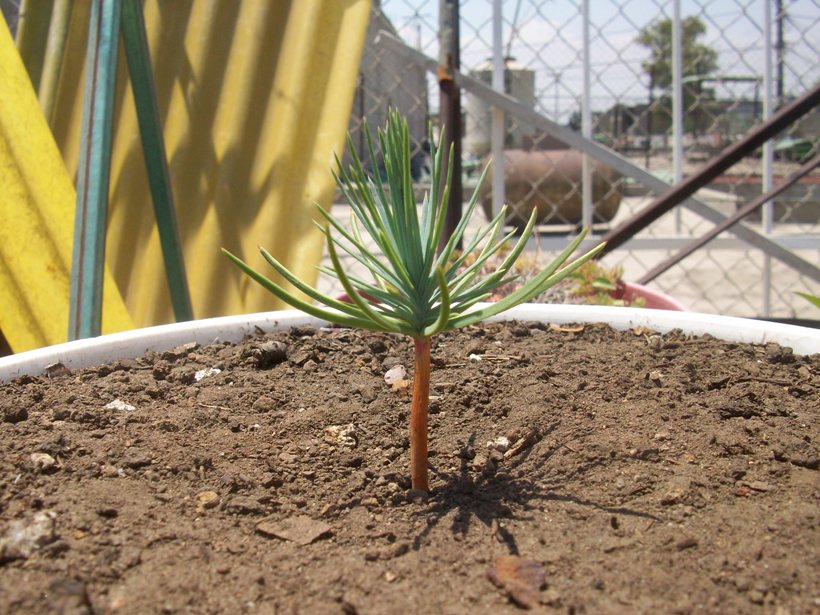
[637,16,719,134]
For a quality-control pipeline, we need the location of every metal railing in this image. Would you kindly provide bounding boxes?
[348,0,819,319]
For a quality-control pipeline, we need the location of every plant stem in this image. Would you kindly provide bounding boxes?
[410,336,431,491]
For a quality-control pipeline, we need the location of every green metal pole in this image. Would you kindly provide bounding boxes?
[68,0,121,340]
[121,0,193,322]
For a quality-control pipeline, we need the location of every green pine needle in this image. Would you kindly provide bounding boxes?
[223,110,605,338]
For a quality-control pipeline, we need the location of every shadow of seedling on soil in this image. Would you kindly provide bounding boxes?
[411,432,662,555]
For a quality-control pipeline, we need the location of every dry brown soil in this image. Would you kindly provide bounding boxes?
[0,321,818,614]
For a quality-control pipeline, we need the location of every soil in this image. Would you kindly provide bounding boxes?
[0,321,818,615]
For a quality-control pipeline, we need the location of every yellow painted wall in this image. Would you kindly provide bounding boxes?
[0,17,133,352]
[13,0,370,336]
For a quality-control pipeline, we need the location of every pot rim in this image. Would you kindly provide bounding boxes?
[1,304,817,383]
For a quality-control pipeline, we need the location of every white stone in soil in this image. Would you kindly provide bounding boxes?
[105,399,135,412]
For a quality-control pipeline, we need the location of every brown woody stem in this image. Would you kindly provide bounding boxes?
[410,336,431,491]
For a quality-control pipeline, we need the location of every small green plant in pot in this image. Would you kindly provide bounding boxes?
[796,292,820,309]
[223,111,604,491]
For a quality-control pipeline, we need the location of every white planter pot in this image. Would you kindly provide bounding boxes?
[1,304,817,383]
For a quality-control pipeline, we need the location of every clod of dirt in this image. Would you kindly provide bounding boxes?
[660,476,692,505]
[2,406,28,423]
[45,578,95,614]
[487,555,547,609]
[225,496,267,515]
[247,340,288,368]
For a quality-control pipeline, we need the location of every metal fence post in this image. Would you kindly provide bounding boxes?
[68,0,122,340]
[762,0,775,317]
[121,0,193,322]
[672,0,683,233]
[582,0,592,230]
[491,0,505,225]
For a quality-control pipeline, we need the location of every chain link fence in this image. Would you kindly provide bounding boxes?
[343,0,819,319]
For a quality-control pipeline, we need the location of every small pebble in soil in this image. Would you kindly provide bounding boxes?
[30,452,58,473]
[104,399,135,412]
[195,491,220,511]
[676,537,699,550]
[488,436,511,452]
[0,511,57,562]
[384,365,406,385]
[122,454,152,469]
[99,464,118,478]
[194,367,221,382]
[324,424,358,447]
[44,362,71,378]
[660,477,691,505]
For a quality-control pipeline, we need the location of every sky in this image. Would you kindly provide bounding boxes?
[382,0,819,123]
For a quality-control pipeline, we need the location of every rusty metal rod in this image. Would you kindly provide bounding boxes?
[601,82,820,255]
[638,155,820,284]
[438,0,462,250]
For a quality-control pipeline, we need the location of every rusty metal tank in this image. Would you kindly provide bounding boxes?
[479,149,622,227]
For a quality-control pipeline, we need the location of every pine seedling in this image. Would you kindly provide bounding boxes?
[223,111,605,491]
